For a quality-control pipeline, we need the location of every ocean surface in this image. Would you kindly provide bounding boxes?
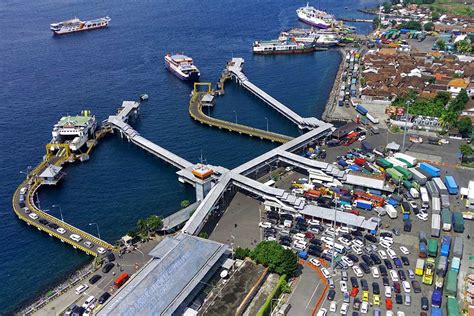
[0,0,380,313]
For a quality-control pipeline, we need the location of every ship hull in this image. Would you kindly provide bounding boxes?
[298,17,330,29]
[165,62,200,81]
[253,47,316,55]
[52,24,109,36]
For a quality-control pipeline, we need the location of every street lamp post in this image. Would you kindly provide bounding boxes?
[402,100,412,152]
[233,110,237,124]
[89,222,101,240]
[52,204,64,222]
[19,165,32,179]
[264,117,269,132]
[331,196,339,275]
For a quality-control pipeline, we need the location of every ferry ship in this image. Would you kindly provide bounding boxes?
[316,34,339,47]
[164,54,200,81]
[296,3,335,29]
[51,110,97,152]
[252,40,316,55]
[50,16,111,35]
[278,28,318,43]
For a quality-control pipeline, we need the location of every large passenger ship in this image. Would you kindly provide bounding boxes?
[296,3,335,29]
[51,110,97,152]
[50,16,111,35]
[252,40,316,55]
[164,54,200,81]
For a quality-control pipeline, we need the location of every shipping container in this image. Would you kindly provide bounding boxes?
[445,270,458,297]
[442,209,452,231]
[451,257,460,273]
[431,288,442,308]
[355,104,368,115]
[453,237,463,259]
[437,256,448,277]
[375,158,392,169]
[433,178,448,195]
[409,168,427,185]
[394,153,418,166]
[447,297,460,316]
[444,176,458,195]
[431,214,441,237]
[386,168,404,183]
[441,194,450,208]
[427,181,440,198]
[452,212,464,233]
[432,197,441,214]
[416,258,425,275]
[419,162,440,177]
[428,239,438,257]
[394,166,412,180]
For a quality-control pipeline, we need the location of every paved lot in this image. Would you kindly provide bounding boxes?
[209,192,262,249]
[288,262,326,316]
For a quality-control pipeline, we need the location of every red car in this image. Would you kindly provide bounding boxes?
[393,282,401,294]
[351,209,360,215]
[305,231,315,239]
[351,287,359,297]
[385,298,393,310]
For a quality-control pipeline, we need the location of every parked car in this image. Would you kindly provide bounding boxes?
[353,265,363,278]
[411,280,421,293]
[421,296,429,310]
[102,262,114,273]
[379,265,388,277]
[75,284,88,295]
[395,293,403,304]
[89,274,102,284]
[327,289,336,301]
[98,292,111,304]
[384,259,393,269]
[360,262,371,274]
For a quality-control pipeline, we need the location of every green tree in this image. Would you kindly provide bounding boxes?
[424,22,434,32]
[276,249,299,276]
[146,215,162,231]
[432,11,440,21]
[137,218,148,235]
[460,144,474,161]
[373,17,381,29]
[250,241,298,277]
[198,231,208,239]
[439,111,458,129]
[457,117,473,138]
[390,20,397,27]
[180,200,191,208]
[436,39,446,51]
[455,40,472,53]
[383,2,392,13]
[234,247,251,260]
[400,21,422,31]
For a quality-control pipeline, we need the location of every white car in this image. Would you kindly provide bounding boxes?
[266,236,276,241]
[29,213,39,220]
[377,249,387,259]
[75,283,88,295]
[70,234,82,242]
[371,266,380,278]
[380,237,393,245]
[379,240,392,250]
[340,302,349,315]
[360,301,369,314]
[402,280,411,293]
[294,233,306,241]
[359,135,366,141]
[57,227,66,234]
[329,301,337,312]
[341,256,354,267]
[316,308,327,316]
[338,237,352,247]
[352,239,364,248]
[283,220,292,228]
[258,221,272,228]
[440,138,449,144]
[308,219,320,226]
[84,241,94,248]
[321,268,331,279]
[338,226,350,234]
[324,227,338,236]
[399,246,410,255]
[310,258,321,267]
[397,312,405,316]
[82,295,96,309]
[321,236,334,245]
[384,285,392,297]
[340,281,348,292]
[386,312,394,316]
[352,245,363,255]
[352,265,363,278]
[417,212,429,221]
[97,247,106,255]
[293,242,305,251]
[390,270,399,282]
[387,249,397,259]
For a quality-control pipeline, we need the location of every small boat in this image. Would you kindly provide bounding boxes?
[140,94,149,101]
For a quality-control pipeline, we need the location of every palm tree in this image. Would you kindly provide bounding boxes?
[439,111,457,129]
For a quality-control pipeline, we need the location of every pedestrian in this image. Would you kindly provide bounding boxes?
[112,271,116,276]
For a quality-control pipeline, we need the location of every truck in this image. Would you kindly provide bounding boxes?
[433,177,448,195]
[385,204,398,219]
[441,236,451,257]
[419,162,440,177]
[446,297,460,316]
[375,158,392,169]
[452,212,464,233]
[410,187,420,199]
[386,168,403,184]
[427,181,440,198]
[445,270,458,297]
[431,288,442,308]
[353,199,372,210]
[431,197,441,214]
[394,152,418,166]
[441,208,452,231]
[453,237,463,259]
[361,141,373,152]
[436,256,448,277]
[431,214,441,237]
[420,187,430,208]
[409,167,427,185]
[428,239,438,257]
[355,104,368,115]
[403,180,413,190]
[394,166,412,180]
[423,258,435,285]
[451,257,460,273]
[419,242,427,258]
[386,157,407,169]
[444,176,458,195]
[415,259,425,276]
[338,159,349,168]
[441,194,450,208]
[419,231,427,244]
[366,113,379,124]
[430,308,442,316]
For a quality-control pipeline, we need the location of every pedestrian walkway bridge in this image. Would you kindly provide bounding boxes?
[227,58,325,130]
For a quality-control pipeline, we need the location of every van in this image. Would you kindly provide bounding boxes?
[82,296,96,309]
[75,284,88,295]
[70,234,82,242]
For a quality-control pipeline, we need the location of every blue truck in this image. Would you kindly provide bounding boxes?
[355,104,368,115]
[441,235,451,257]
[353,199,373,210]
[338,159,348,168]
[444,176,458,195]
[419,162,440,178]
[430,307,442,316]
[432,288,442,308]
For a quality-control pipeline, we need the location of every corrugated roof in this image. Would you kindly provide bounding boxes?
[299,205,380,230]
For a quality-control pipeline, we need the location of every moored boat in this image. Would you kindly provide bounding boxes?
[296,3,335,29]
[252,39,316,55]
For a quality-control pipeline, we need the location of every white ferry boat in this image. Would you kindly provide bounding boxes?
[50,16,111,35]
[296,3,335,29]
[252,40,316,55]
[278,29,318,43]
[316,34,339,47]
[51,110,97,152]
[164,54,200,81]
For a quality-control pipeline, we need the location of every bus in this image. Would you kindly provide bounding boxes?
[114,272,130,289]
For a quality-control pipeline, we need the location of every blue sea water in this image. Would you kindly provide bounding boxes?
[0,0,380,313]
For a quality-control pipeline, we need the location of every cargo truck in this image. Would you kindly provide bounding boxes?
[442,209,452,231]
[375,158,392,169]
[394,153,418,166]
[366,113,379,124]
[353,199,372,210]
[430,308,442,316]
[431,214,441,237]
[419,162,440,177]
[403,180,413,190]
[453,237,463,259]
[446,297,460,316]
[436,256,448,277]
[445,270,458,297]
[385,204,398,219]
[441,194,450,208]
[395,158,413,168]
[409,168,427,185]
[432,197,441,214]
[415,258,425,275]
[355,104,368,115]
[452,212,464,233]
[419,242,427,258]
[427,181,440,198]
[435,275,444,289]
[394,166,412,180]
[423,258,435,285]
[417,167,433,180]
[420,187,430,208]
[386,168,403,184]
[410,187,419,199]
[428,239,438,257]
[441,235,451,257]
[433,177,448,195]
[419,231,427,244]
[444,176,458,195]
[431,288,442,308]
[386,157,407,169]
[451,257,460,273]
